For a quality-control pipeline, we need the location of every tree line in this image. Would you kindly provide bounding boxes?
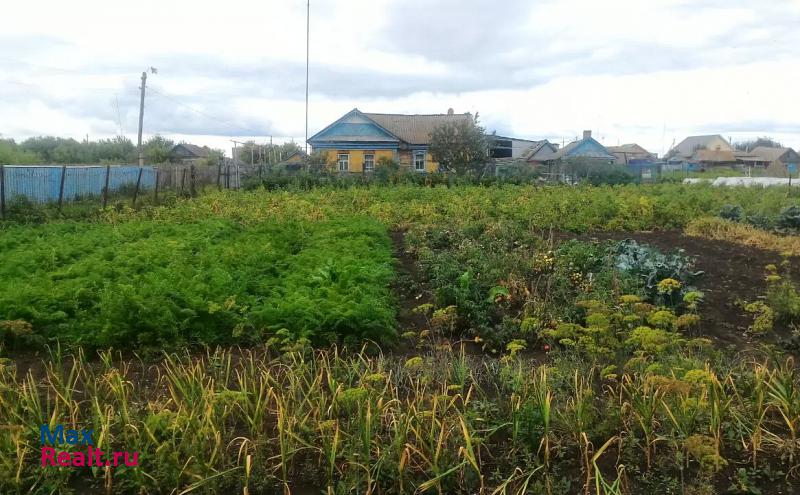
[0,135,224,165]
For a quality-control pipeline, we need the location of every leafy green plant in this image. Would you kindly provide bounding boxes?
[614,240,703,304]
[777,205,800,231]
[720,204,744,222]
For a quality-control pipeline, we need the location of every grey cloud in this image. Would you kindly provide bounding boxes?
[371,0,800,94]
[2,0,798,142]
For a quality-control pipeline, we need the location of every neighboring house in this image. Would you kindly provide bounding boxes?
[741,147,800,177]
[171,143,211,164]
[491,140,558,177]
[691,148,739,168]
[277,150,309,170]
[489,135,543,159]
[521,140,560,164]
[606,143,656,165]
[307,108,472,173]
[551,131,615,163]
[493,140,558,166]
[665,135,736,168]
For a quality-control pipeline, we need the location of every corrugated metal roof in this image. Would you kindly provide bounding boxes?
[749,146,792,162]
[669,135,733,159]
[173,143,210,158]
[552,137,615,161]
[692,149,737,163]
[607,143,651,154]
[364,112,472,145]
[520,140,558,161]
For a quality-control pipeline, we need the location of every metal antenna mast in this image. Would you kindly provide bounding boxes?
[305,0,310,154]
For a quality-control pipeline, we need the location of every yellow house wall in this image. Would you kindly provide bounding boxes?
[324,149,396,172]
[426,153,439,173]
[398,150,439,173]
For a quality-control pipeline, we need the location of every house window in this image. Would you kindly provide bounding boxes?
[338,153,349,172]
[364,153,375,172]
[414,151,426,172]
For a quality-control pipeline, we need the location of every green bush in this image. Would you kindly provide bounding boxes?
[585,165,635,186]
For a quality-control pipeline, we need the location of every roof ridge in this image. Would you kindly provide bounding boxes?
[363,112,471,116]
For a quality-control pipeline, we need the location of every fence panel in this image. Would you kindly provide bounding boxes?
[3,165,157,204]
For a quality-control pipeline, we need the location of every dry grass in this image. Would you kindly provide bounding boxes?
[685,217,800,256]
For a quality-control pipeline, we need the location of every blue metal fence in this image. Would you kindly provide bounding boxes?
[1,165,156,204]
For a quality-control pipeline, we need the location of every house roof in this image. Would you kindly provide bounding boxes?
[491,135,542,144]
[520,140,558,161]
[307,109,401,145]
[669,135,733,159]
[363,112,472,145]
[553,136,615,161]
[607,143,652,155]
[692,149,737,163]
[172,143,210,158]
[749,146,792,162]
[172,143,211,158]
[279,150,309,162]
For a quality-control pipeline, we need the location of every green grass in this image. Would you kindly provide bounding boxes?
[0,217,397,350]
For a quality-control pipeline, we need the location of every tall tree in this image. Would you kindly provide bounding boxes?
[143,135,175,164]
[428,115,489,176]
[735,136,783,151]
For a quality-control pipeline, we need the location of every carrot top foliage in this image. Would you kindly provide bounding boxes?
[0,217,396,351]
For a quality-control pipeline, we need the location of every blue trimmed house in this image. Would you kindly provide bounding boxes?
[307,108,472,173]
[551,130,616,163]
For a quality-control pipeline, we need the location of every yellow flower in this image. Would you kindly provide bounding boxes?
[657,278,682,294]
[404,357,424,370]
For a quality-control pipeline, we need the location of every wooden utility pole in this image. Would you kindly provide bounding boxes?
[137,71,147,167]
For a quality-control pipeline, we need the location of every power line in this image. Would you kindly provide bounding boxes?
[146,86,265,137]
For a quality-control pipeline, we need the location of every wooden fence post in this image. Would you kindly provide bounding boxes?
[180,167,187,193]
[0,165,5,219]
[190,164,197,197]
[154,167,160,203]
[58,165,67,210]
[102,165,111,208]
[217,162,222,190]
[132,167,144,207]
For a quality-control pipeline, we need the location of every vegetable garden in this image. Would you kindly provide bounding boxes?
[3,183,800,494]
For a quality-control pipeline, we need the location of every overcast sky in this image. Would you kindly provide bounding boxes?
[2,0,799,156]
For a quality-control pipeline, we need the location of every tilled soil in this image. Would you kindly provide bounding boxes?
[392,227,798,351]
[557,230,798,349]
